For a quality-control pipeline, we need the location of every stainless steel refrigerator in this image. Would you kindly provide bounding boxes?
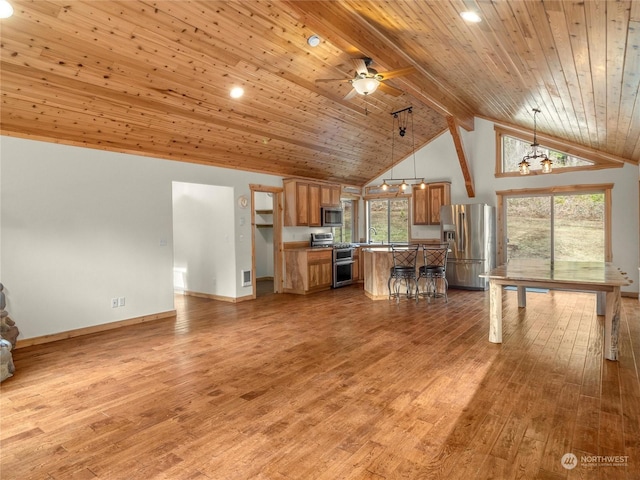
[440,203,496,290]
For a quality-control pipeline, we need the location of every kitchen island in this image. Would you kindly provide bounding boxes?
[362,247,395,300]
[362,241,443,300]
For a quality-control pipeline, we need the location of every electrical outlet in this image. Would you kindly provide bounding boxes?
[118,297,125,307]
[111,298,118,308]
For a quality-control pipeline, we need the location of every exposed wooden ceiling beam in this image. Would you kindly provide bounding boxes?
[447,116,475,198]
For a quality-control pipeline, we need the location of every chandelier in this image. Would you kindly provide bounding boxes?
[519,108,553,175]
[380,106,426,191]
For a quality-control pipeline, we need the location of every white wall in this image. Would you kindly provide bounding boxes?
[2,115,637,340]
[172,182,236,297]
[0,136,283,339]
[369,118,639,292]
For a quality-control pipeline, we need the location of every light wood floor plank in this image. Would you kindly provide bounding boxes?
[1,287,638,479]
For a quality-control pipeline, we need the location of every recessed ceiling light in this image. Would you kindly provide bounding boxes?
[460,11,481,23]
[0,0,14,19]
[230,86,244,99]
[307,35,321,47]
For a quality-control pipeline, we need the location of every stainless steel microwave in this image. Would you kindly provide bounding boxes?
[321,207,343,227]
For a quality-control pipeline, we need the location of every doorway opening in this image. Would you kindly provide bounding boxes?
[251,185,283,297]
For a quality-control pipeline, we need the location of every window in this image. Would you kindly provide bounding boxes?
[493,126,621,177]
[498,185,611,264]
[501,135,593,174]
[367,197,409,243]
[333,199,355,242]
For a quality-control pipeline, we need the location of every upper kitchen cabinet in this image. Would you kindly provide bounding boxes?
[320,184,340,207]
[284,179,340,226]
[413,182,451,225]
[284,179,322,226]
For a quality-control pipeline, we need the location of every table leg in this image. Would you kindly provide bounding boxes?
[489,281,502,343]
[604,287,621,361]
[596,291,606,316]
[517,286,527,308]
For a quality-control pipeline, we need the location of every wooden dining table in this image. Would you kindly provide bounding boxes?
[480,259,631,361]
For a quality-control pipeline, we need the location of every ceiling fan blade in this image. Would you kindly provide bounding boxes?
[378,66,416,80]
[316,78,350,83]
[315,78,351,83]
[343,88,358,100]
[352,58,368,76]
[378,82,404,97]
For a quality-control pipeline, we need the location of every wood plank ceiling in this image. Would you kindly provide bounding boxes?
[1,1,638,186]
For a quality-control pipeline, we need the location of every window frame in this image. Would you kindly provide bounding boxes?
[332,197,357,243]
[494,125,623,177]
[496,184,613,264]
[364,190,411,244]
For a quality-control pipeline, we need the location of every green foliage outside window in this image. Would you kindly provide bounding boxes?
[368,198,409,243]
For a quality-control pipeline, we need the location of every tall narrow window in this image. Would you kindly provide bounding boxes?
[333,199,354,242]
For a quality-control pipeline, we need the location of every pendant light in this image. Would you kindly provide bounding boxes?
[380,106,426,190]
[519,108,552,175]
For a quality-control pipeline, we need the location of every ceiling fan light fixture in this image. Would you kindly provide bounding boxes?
[351,76,379,95]
[460,11,481,23]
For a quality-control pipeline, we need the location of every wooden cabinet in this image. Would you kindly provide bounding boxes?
[284,180,320,226]
[307,250,332,290]
[309,183,321,226]
[353,247,361,282]
[284,248,332,294]
[413,182,451,225]
[320,184,340,207]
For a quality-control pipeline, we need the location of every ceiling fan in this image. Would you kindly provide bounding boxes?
[316,58,415,100]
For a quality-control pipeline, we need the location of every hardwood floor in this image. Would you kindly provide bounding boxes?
[1,286,639,479]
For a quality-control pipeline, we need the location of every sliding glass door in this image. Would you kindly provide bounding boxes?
[506,192,605,262]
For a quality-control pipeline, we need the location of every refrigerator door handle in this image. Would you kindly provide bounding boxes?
[458,211,466,252]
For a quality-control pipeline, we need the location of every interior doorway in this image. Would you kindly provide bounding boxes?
[250,184,283,297]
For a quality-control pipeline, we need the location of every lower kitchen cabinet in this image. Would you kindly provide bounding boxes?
[284,248,332,294]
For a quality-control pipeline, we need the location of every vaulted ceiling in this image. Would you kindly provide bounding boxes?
[1,1,638,186]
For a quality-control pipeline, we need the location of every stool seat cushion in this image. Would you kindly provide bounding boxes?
[419,265,444,275]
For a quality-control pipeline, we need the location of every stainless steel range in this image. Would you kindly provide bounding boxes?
[310,233,355,288]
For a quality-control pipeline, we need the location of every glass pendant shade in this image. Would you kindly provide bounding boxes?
[352,77,379,95]
[541,158,553,173]
[519,159,531,175]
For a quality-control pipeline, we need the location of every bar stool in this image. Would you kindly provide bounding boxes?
[417,244,449,303]
[388,244,419,302]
